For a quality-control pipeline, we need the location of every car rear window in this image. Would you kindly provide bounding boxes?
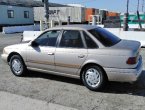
[88,28,121,47]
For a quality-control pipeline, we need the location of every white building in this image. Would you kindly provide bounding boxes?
[0,5,34,26]
[0,0,36,32]
[0,0,65,31]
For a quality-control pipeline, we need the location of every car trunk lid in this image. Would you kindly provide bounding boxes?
[112,39,141,55]
[112,39,141,67]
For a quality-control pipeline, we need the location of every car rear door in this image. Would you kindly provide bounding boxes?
[55,30,88,75]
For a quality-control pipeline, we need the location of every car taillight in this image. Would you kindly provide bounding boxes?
[127,57,137,65]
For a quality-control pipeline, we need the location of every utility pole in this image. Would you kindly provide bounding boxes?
[142,0,144,12]
[137,0,140,11]
[137,0,142,29]
[123,0,129,31]
[43,0,49,28]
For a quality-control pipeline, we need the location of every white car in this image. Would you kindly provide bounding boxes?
[1,25,143,91]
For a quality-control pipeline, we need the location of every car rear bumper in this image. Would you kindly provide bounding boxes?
[104,56,143,82]
[1,54,8,64]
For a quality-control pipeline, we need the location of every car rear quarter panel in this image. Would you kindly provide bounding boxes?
[81,48,138,70]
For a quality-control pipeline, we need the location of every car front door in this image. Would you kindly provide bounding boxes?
[55,30,88,75]
[26,30,61,71]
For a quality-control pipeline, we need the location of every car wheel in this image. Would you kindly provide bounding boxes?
[82,65,106,91]
[10,55,27,76]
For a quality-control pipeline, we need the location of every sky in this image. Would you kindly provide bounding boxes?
[49,0,144,13]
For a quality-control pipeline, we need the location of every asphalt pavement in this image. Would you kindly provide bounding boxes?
[0,33,145,110]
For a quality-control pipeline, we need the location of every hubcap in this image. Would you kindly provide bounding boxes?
[85,68,101,88]
[12,59,22,75]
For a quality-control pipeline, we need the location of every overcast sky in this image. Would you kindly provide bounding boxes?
[47,0,144,13]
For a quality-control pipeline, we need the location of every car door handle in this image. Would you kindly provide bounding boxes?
[48,52,55,55]
[78,55,85,58]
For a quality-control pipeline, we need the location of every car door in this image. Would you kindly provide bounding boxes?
[26,30,61,71]
[55,30,88,75]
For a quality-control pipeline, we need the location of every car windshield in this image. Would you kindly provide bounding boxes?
[88,28,121,47]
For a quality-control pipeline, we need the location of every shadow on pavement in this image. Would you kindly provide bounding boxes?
[26,70,145,96]
[102,70,145,96]
[26,70,82,86]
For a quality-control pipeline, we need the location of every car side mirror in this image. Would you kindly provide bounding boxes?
[31,41,39,47]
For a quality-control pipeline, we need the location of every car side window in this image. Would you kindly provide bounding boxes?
[59,30,84,48]
[83,31,98,49]
[35,30,60,46]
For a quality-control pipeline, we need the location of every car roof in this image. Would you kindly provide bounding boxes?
[49,25,99,30]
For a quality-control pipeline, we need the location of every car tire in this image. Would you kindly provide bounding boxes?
[10,55,27,77]
[82,65,106,91]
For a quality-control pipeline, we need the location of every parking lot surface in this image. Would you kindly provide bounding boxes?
[0,33,145,110]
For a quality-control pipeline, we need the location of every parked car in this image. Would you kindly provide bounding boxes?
[1,25,143,91]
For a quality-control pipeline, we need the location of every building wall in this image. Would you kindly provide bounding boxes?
[120,13,145,25]
[0,5,34,25]
[85,8,95,22]
[34,7,86,23]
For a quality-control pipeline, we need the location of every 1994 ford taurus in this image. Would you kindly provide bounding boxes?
[1,25,143,91]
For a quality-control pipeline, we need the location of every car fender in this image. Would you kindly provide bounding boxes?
[77,59,103,75]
